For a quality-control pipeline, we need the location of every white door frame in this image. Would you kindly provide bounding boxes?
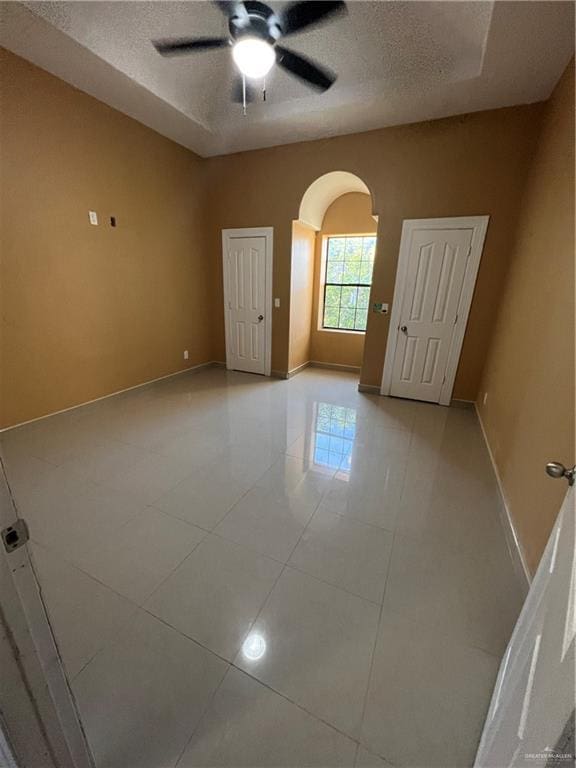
[222,227,273,377]
[380,215,489,405]
[0,454,94,767]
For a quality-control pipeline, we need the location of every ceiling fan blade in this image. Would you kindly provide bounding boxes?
[153,37,229,56]
[231,75,258,103]
[281,1,346,36]
[276,45,336,91]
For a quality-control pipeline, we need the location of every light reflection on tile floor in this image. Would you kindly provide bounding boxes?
[1,368,527,767]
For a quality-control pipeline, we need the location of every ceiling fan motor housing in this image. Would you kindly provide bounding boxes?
[230,1,283,44]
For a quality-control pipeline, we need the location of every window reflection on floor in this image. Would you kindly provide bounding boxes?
[313,403,357,473]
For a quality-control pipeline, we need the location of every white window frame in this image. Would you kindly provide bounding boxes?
[318,232,377,335]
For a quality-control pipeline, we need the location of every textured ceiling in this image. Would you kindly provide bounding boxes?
[1,1,574,156]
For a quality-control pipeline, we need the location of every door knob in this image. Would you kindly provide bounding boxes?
[400,325,408,334]
[257,315,264,322]
[546,461,575,486]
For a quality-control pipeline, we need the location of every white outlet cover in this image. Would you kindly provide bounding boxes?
[88,211,98,225]
[274,298,280,308]
[183,350,189,360]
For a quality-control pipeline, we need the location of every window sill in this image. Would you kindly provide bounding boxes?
[317,328,366,336]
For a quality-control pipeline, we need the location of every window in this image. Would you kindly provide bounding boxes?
[322,235,376,332]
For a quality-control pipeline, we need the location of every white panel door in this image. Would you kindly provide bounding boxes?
[224,235,267,375]
[390,227,473,402]
[475,487,575,767]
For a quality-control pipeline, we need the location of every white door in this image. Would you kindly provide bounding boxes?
[222,229,272,375]
[390,227,473,401]
[382,217,489,405]
[476,484,575,767]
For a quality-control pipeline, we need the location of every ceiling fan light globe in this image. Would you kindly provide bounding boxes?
[232,38,275,79]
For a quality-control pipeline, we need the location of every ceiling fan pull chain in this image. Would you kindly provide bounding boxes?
[262,77,266,102]
[242,73,247,116]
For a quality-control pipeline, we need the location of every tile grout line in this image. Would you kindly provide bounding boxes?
[172,469,340,762]
[354,416,419,766]
[173,462,371,759]
[168,470,360,767]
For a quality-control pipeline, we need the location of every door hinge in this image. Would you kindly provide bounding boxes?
[454,313,458,324]
[2,519,30,553]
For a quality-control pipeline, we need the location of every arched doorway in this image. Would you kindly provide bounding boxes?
[288,171,378,382]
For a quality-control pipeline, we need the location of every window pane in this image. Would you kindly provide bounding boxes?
[339,308,356,329]
[359,261,373,284]
[357,286,370,309]
[326,262,343,283]
[340,286,358,308]
[322,234,376,332]
[325,285,341,307]
[344,238,363,261]
[323,305,339,327]
[327,237,345,261]
[362,237,376,261]
[355,306,368,331]
[342,261,360,284]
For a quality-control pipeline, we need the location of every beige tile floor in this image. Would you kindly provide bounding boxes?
[1,367,527,768]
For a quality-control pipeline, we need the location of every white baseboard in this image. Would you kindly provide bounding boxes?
[474,403,531,590]
[287,361,310,378]
[310,361,361,373]
[1,361,219,433]
[451,398,475,410]
[357,383,381,394]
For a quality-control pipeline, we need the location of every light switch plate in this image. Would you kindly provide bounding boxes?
[274,298,280,308]
[89,211,98,225]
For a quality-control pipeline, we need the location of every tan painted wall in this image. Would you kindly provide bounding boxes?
[310,193,376,369]
[477,61,575,575]
[288,220,316,372]
[0,47,556,441]
[0,50,212,429]
[205,102,543,392]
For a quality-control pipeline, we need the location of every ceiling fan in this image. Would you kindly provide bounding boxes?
[152,1,347,107]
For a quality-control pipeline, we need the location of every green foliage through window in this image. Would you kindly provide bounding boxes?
[322,236,376,332]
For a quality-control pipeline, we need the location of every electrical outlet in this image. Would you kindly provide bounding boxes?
[183,350,189,360]
[88,211,98,225]
[483,392,488,405]
[274,298,280,308]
